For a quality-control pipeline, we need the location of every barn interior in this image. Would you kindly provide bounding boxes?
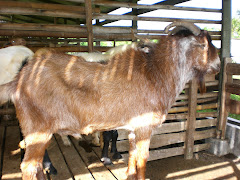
[1,0,240,179]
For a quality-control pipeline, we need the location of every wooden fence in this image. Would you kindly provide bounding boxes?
[218,58,240,140]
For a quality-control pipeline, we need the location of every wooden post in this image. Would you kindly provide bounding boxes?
[218,57,232,139]
[184,78,198,159]
[85,0,93,52]
[131,0,138,42]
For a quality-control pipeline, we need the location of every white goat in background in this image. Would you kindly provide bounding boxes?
[73,43,150,62]
[0,46,34,85]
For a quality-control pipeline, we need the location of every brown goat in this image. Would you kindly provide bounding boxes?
[2,38,27,48]
[0,22,220,180]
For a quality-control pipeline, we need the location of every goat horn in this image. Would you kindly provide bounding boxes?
[164,21,201,36]
[169,27,188,35]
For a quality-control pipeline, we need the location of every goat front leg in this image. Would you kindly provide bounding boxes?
[135,128,151,180]
[21,133,52,180]
[127,131,137,180]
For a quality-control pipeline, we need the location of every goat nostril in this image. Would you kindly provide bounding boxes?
[213,64,221,73]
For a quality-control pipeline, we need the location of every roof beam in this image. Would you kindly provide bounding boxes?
[95,0,191,26]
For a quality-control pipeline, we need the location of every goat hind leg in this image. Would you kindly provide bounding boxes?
[21,133,52,180]
[91,132,100,146]
[61,135,71,146]
[43,150,57,175]
[101,131,112,165]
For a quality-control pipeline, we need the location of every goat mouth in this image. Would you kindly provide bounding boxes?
[208,65,220,74]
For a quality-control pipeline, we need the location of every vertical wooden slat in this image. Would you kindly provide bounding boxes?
[217,58,228,139]
[0,126,6,179]
[95,4,101,47]
[131,0,138,42]
[96,21,101,47]
[184,78,198,159]
[218,57,232,139]
[85,0,94,52]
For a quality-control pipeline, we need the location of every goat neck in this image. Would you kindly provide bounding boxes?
[145,34,207,114]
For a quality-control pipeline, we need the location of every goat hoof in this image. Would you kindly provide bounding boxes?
[43,163,58,175]
[49,165,58,175]
[112,152,122,160]
[101,157,112,165]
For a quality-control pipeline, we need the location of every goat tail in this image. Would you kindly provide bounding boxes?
[0,82,13,106]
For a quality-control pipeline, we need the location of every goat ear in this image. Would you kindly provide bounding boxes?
[197,75,206,94]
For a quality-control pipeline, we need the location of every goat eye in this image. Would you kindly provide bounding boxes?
[201,43,207,48]
[197,44,207,49]
[193,43,206,49]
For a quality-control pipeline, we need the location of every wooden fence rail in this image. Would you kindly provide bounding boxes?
[93,14,221,24]
[93,0,221,13]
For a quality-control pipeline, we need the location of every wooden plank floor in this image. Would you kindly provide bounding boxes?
[0,125,128,180]
[2,125,240,180]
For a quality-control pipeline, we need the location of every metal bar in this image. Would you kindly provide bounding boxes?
[217,0,232,139]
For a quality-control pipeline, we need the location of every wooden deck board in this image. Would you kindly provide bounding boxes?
[1,126,22,180]
[70,137,117,180]
[0,125,213,180]
[54,134,94,180]
[47,135,74,180]
[0,126,6,178]
[92,146,128,180]
[0,126,127,180]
